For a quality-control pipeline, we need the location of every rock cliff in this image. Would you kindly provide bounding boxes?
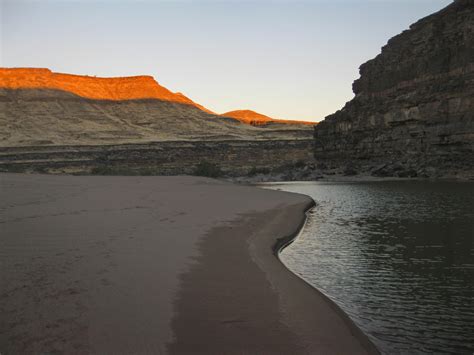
[314,0,474,178]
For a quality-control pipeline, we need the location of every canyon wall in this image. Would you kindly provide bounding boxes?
[314,0,474,178]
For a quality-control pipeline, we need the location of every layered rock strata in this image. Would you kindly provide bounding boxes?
[0,140,314,176]
[314,0,474,178]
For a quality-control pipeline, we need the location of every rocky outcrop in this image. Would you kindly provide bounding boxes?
[314,0,474,178]
[222,109,314,127]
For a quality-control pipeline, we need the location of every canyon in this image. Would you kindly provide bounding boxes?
[314,0,474,179]
[2,1,473,180]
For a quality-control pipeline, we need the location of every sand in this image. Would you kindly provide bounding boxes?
[0,174,377,354]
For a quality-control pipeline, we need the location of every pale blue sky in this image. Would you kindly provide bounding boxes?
[1,0,452,121]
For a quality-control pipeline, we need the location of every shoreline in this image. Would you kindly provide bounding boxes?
[272,200,315,257]
[231,173,474,184]
[1,173,378,354]
[274,202,379,354]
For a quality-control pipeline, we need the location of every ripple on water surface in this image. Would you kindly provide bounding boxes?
[264,181,474,354]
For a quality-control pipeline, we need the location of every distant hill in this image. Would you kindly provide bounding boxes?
[0,67,212,112]
[222,109,315,127]
[0,68,312,147]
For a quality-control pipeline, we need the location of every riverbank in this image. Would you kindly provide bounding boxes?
[0,173,377,354]
[228,169,474,184]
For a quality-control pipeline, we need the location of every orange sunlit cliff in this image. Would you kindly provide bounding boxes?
[0,68,212,113]
[221,110,315,126]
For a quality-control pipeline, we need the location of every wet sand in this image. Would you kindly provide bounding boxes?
[0,174,377,354]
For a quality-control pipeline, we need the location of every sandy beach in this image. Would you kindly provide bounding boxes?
[0,174,377,354]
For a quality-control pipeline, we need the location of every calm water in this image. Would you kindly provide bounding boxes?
[264,181,474,354]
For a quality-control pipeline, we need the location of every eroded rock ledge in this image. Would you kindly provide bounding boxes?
[314,0,474,179]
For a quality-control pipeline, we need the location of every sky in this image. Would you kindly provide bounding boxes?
[1,0,452,122]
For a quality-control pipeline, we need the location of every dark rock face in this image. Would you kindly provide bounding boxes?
[314,0,474,178]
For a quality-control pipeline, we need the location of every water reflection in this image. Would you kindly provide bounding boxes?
[263,181,474,354]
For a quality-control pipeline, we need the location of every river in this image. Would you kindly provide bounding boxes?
[263,181,474,354]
